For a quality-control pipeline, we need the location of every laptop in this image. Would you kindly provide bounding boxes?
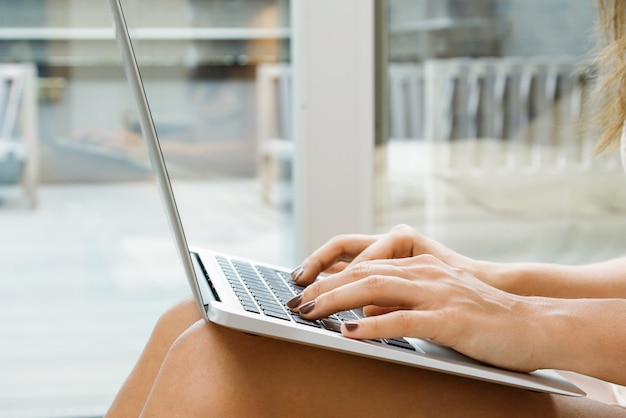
[107,0,585,397]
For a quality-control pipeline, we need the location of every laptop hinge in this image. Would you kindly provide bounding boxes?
[191,252,221,304]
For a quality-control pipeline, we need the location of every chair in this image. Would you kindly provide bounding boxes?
[420,57,623,240]
[0,63,39,208]
[388,63,424,141]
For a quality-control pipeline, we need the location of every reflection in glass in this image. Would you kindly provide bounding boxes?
[378,0,626,264]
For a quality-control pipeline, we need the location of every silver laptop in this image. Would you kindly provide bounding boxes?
[108,0,584,397]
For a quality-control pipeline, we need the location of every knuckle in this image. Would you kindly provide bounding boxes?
[327,234,350,250]
[345,262,371,281]
[304,280,322,298]
[393,310,414,334]
[363,275,387,293]
[408,254,450,279]
[413,253,439,265]
[391,224,415,240]
[366,310,412,338]
[392,223,412,233]
[390,224,419,254]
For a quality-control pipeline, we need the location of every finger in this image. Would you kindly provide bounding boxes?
[350,224,419,265]
[293,260,410,311]
[292,234,380,285]
[342,309,442,341]
[323,261,350,274]
[288,255,449,314]
[292,255,445,312]
[287,262,380,312]
[297,275,422,320]
[362,305,401,317]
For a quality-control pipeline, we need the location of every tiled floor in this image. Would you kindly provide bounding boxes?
[0,179,294,418]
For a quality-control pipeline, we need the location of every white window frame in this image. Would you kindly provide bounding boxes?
[291,0,375,259]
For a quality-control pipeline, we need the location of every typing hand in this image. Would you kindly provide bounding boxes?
[288,254,549,373]
[291,224,478,286]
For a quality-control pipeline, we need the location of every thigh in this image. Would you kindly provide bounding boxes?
[144,320,626,418]
[105,298,203,418]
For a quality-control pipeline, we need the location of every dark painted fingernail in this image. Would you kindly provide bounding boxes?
[291,265,304,283]
[292,268,304,283]
[286,294,303,309]
[344,321,359,331]
[290,265,302,276]
[298,300,316,314]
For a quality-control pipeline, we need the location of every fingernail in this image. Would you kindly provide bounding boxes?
[344,321,359,331]
[298,300,316,315]
[286,294,303,309]
[291,265,302,276]
[291,266,304,283]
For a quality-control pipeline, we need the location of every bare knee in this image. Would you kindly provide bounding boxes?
[150,297,202,347]
[141,320,257,417]
[159,297,202,326]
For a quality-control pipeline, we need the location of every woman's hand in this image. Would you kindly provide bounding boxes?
[287,225,626,381]
[291,224,506,292]
[288,254,553,372]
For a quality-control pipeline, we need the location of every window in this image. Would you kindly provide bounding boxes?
[0,0,292,415]
[378,0,626,264]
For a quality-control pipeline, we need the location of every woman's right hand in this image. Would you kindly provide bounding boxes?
[289,253,551,373]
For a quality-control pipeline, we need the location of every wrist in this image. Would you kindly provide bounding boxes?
[522,296,575,371]
[526,298,614,379]
[468,260,521,295]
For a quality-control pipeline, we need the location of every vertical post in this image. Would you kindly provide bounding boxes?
[291,0,375,259]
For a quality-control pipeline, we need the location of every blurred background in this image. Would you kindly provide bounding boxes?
[1,0,625,416]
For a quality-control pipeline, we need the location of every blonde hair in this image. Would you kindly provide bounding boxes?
[594,0,626,152]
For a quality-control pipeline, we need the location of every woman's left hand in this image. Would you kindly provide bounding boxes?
[288,254,552,373]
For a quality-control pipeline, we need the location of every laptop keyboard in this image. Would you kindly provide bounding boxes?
[215,256,415,351]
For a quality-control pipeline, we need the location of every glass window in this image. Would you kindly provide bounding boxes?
[378,0,626,264]
[0,0,292,415]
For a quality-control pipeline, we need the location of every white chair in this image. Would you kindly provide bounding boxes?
[419,57,622,240]
[0,63,39,208]
[388,63,424,141]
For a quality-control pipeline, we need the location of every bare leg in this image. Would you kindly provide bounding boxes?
[105,298,202,417]
[140,314,626,418]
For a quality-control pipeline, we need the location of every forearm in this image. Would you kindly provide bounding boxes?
[533,297,626,385]
[478,257,626,299]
